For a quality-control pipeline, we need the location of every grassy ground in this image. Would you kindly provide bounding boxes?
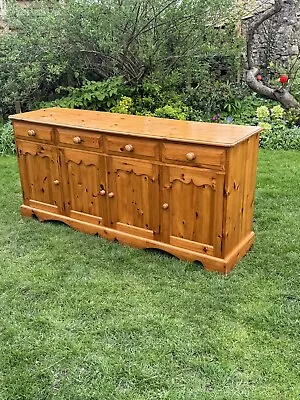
[0,150,299,400]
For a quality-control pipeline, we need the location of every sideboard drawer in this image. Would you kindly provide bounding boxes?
[106,135,159,160]
[13,122,53,143]
[57,128,103,150]
[162,142,226,169]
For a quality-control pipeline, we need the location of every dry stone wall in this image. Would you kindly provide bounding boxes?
[243,0,300,68]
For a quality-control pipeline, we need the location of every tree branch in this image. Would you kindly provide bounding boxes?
[244,0,300,109]
[125,0,178,48]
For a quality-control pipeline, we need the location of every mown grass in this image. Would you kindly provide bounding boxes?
[0,151,299,400]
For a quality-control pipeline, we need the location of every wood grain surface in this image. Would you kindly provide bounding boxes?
[10,107,261,147]
[12,108,261,273]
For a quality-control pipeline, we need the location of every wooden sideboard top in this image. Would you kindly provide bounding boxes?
[9,107,262,147]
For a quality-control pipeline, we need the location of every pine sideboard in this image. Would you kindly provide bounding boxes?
[10,108,262,273]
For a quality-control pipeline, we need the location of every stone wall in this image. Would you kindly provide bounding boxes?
[243,0,300,68]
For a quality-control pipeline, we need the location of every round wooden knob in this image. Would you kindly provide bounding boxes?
[186,152,195,161]
[53,179,59,185]
[73,136,82,144]
[27,129,36,137]
[108,192,115,198]
[124,144,134,152]
[100,190,106,196]
[162,203,169,210]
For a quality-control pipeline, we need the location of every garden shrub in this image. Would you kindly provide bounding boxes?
[222,93,278,125]
[0,0,240,117]
[110,97,134,114]
[153,105,188,120]
[0,122,15,156]
[185,80,249,117]
[38,79,192,120]
[256,104,300,150]
[37,77,128,111]
[259,127,300,150]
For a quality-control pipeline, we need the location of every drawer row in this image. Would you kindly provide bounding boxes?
[13,121,226,169]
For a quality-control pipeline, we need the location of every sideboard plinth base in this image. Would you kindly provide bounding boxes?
[20,205,254,274]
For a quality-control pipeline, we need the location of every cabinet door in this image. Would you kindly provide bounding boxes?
[161,165,225,257]
[59,148,107,226]
[107,157,160,240]
[16,140,62,214]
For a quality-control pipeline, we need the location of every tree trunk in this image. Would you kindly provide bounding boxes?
[244,0,300,110]
[246,68,300,110]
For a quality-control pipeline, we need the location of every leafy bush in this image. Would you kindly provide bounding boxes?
[0,122,15,156]
[185,80,249,117]
[259,127,300,150]
[153,105,188,120]
[0,0,240,116]
[38,79,191,120]
[37,77,128,111]
[110,97,134,114]
[127,82,166,115]
[256,104,300,150]
[200,93,300,150]
[223,93,278,125]
[111,95,189,120]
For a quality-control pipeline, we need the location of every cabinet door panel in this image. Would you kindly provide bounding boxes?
[16,140,61,213]
[107,157,159,240]
[161,165,224,257]
[59,148,107,225]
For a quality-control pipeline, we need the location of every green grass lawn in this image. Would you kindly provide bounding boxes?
[0,150,299,400]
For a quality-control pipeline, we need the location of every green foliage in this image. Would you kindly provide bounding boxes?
[2,0,298,150]
[0,0,240,116]
[259,127,300,150]
[256,104,300,150]
[39,79,191,120]
[153,105,188,120]
[271,104,285,120]
[110,96,134,114]
[257,105,271,121]
[185,81,250,117]
[224,94,278,125]
[128,81,166,115]
[0,122,15,156]
[128,81,190,119]
[198,93,300,150]
[37,77,128,111]
[111,96,189,120]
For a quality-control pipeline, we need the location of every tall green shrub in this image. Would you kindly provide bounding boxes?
[0,123,15,156]
[0,0,242,116]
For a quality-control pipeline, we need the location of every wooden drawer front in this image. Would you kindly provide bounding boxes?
[106,135,159,160]
[57,128,103,150]
[13,122,52,142]
[162,142,225,169]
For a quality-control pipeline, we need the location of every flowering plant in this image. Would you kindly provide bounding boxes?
[211,113,221,123]
[256,105,286,127]
[271,105,285,120]
[255,104,300,149]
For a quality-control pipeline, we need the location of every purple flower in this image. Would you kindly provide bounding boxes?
[212,114,221,123]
